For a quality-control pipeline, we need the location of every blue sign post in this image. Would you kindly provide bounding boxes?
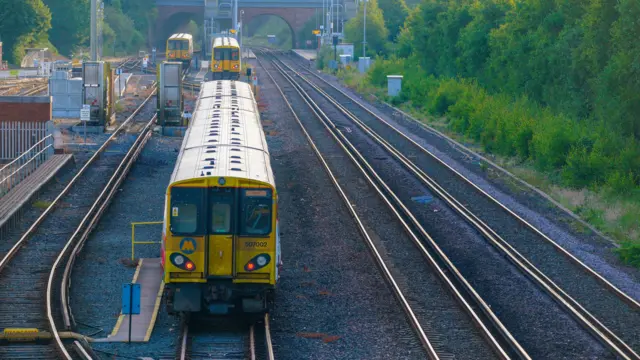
[122,283,141,343]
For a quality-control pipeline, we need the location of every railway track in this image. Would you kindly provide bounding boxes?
[176,314,274,360]
[258,48,640,359]
[0,88,158,359]
[254,49,527,360]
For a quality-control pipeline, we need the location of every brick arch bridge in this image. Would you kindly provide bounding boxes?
[154,4,317,49]
[154,6,202,48]
[240,7,316,48]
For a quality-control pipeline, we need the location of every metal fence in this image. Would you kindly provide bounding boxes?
[0,121,54,197]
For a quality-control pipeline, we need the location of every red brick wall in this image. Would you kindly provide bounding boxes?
[0,98,52,123]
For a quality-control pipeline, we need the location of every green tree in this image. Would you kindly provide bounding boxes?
[595,0,640,138]
[121,0,157,46]
[379,0,409,41]
[42,0,89,57]
[104,5,144,55]
[344,0,388,57]
[0,0,51,64]
[455,0,507,78]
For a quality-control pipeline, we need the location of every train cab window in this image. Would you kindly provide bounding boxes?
[231,50,239,60]
[240,189,272,236]
[209,188,235,234]
[214,49,230,60]
[170,187,204,234]
[169,40,188,50]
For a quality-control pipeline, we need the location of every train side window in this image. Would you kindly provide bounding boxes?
[240,189,272,236]
[170,187,204,235]
[209,188,235,234]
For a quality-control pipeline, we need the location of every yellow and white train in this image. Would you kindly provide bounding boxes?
[162,80,280,315]
[210,36,241,80]
[166,33,193,66]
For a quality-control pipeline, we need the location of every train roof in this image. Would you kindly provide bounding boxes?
[170,80,274,187]
[213,36,239,48]
[169,33,193,40]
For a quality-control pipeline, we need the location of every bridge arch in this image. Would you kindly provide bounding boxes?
[240,7,315,49]
[245,14,297,48]
[155,6,202,49]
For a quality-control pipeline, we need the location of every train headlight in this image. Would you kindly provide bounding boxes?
[170,252,195,271]
[244,253,271,271]
[233,64,239,69]
[214,63,219,69]
[256,255,267,266]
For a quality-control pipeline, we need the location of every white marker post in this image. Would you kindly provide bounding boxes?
[80,104,90,144]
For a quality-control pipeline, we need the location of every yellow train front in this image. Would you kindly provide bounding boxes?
[210,36,241,80]
[166,33,193,67]
[162,80,280,315]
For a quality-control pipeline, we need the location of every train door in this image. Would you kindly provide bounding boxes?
[207,187,236,277]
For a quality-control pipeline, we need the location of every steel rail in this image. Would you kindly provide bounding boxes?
[256,49,521,360]
[286,49,640,312]
[272,51,640,360]
[57,113,157,330]
[179,322,189,360]
[249,324,256,360]
[264,314,275,360]
[48,95,158,359]
[0,87,155,359]
[0,86,157,274]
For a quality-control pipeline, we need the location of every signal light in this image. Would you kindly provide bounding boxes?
[247,263,255,271]
[185,261,194,270]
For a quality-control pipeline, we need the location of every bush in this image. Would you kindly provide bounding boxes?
[350,56,639,196]
[615,242,640,268]
[605,171,637,195]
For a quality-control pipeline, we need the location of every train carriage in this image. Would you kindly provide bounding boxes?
[210,36,241,80]
[167,33,193,66]
[162,80,280,315]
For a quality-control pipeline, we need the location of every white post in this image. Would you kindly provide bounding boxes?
[363,0,367,57]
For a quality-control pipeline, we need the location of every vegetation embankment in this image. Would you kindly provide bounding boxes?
[318,0,640,266]
[0,0,156,63]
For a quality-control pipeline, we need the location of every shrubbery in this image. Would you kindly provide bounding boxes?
[366,57,640,195]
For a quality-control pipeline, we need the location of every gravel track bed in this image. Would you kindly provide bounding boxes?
[186,319,251,360]
[269,55,617,359]
[68,135,182,359]
[285,52,640,288]
[258,58,426,359]
[279,54,640,352]
[0,104,156,359]
[0,135,112,257]
[261,55,499,360]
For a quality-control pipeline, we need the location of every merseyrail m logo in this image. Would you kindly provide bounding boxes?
[179,238,196,254]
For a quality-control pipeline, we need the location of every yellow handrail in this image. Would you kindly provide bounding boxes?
[131,221,163,260]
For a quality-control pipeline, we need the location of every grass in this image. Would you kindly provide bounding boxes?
[33,200,53,209]
[327,65,640,267]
